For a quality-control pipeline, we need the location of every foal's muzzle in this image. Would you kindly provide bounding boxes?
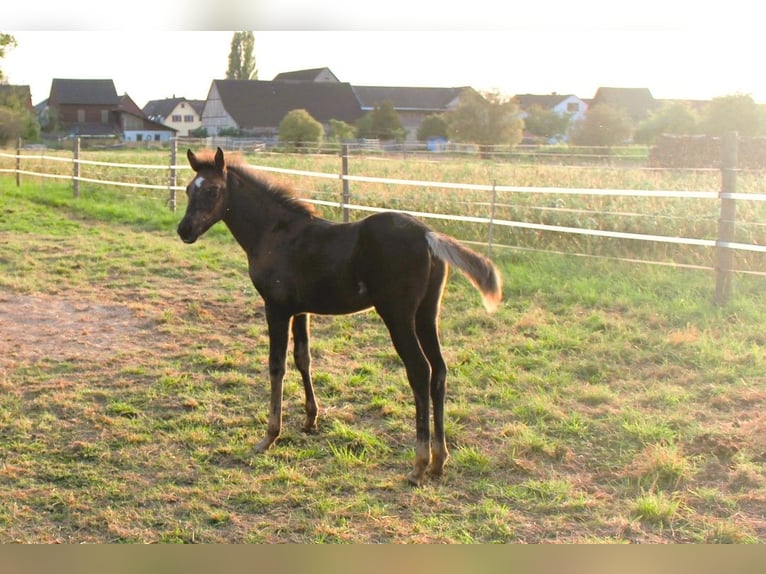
[177,219,198,244]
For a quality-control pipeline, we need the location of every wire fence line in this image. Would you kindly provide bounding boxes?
[1,135,764,303]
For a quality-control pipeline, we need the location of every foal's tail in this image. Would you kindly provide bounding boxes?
[426,231,503,312]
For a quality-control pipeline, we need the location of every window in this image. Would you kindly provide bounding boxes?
[567,102,579,113]
[172,114,182,122]
[77,109,85,122]
[184,115,194,122]
[136,134,143,142]
[154,134,161,141]
[101,110,110,123]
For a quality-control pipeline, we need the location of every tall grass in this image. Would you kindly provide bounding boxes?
[3,147,764,273]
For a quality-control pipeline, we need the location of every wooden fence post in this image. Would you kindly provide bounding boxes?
[714,131,738,306]
[341,144,350,223]
[15,138,21,187]
[168,139,178,212]
[73,137,81,198]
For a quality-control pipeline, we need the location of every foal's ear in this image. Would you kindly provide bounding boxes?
[215,147,225,172]
[187,148,200,172]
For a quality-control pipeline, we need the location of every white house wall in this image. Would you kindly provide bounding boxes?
[165,101,202,136]
[553,96,588,123]
[200,84,237,135]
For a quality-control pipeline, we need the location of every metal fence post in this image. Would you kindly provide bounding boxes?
[341,144,350,223]
[714,131,738,306]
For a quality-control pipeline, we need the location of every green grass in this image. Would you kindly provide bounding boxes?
[1,168,766,543]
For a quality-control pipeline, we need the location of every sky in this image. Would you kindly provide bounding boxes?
[3,1,765,108]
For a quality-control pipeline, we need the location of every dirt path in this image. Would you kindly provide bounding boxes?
[0,290,157,368]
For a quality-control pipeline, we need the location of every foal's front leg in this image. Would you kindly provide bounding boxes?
[254,307,291,453]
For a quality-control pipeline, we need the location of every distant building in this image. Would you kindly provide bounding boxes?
[45,78,175,141]
[514,93,588,123]
[352,86,470,142]
[591,87,659,120]
[273,67,340,83]
[118,94,176,143]
[200,79,364,137]
[143,97,205,136]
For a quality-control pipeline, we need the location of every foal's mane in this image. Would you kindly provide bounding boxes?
[195,149,316,217]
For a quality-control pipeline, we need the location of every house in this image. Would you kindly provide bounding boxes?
[200,79,364,137]
[351,86,470,141]
[514,93,588,123]
[45,79,175,142]
[143,97,205,136]
[48,78,122,137]
[118,95,176,143]
[590,87,659,121]
[514,93,588,143]
[273,67,340,83]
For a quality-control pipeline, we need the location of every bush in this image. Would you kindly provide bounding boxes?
[279,109,324,151]
[0,106,28,145]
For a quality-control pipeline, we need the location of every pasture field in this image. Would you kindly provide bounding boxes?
[5,146,766,273]
[1,168,765,543]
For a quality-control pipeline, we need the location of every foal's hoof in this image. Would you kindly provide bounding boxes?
[407,476,423,487]
[407,470,427,487]
[253,436,276,453]
[427,466,444,479]
[302,421,319,434]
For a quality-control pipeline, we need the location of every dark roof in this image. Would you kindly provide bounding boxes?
[143,97,183,119]
[514,93,576,110]
[213,80,364,127]
[118,109,177,133]
[273,67,339,82]
[143,97,206,120]
[118,94,144,116]
[49,79,120,106]
[352,86,467,111]
[591,87,658,119]
[188,100,205,115]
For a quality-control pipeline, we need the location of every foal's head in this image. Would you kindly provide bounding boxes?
[177,147,229,244]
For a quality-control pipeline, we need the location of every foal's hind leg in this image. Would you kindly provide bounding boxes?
[292,313,318,433]
[377,304,432,486]
[416,263,449,478]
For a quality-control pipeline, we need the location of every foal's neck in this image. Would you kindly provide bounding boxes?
[222,171,310,254]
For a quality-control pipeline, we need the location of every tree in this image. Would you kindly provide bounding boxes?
[356,101,406,141]
[700,93,766,137]
[445,89,523,148]
[523,105,572,142]
[416,113,448,141]
[0,33,17,82]
[327,119,356,143]
[634,101,699,144]
[279,109,324,151]
[570,103,632,146]
[0,107,24,145]
[226,31,257,80]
